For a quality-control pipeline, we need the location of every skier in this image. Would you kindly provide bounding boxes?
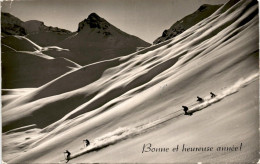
[83,139,90,147]
[182,106,188,113]
[197,96,204,102]
[64,150,71,163]
[182,106,192,116]
[210,92,216,98]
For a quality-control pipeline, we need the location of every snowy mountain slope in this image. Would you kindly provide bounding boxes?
[153,4,222,44]
[1,12,73,45]
[2,0,259,163]
[22,20,74,46]
[55,13,151,65]
[2,51,80,89]
[2,12,151,66]
[22,20,71,35]
[2,35,81,88]
[1,12,83,89]
[2,35,43,52]
[2,88,35,107]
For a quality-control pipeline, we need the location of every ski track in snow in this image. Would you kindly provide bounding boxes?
[63,72,258,161]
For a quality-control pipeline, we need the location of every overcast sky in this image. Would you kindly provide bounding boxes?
[2,0,228,43]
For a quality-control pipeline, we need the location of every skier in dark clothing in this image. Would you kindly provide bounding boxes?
[197,96,204,102]
[210,92,216,98]
[64,150,71,163]
[182,106,189,115]
[182,106,188,113]
[83,139,90,147]
[182,106,193,116]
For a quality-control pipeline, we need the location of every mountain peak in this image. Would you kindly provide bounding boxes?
[77,13,110,32]
[88,12,101,19]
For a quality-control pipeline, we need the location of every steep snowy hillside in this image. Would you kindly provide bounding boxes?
[153,4,222,44]
[2,0,259,163]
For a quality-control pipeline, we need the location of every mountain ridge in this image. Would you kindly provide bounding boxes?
[1,12,72,36]
[1,12,151,88]
[153,4,222,44]
[54,13,151,65]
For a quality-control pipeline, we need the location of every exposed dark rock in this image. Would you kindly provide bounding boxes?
[1,12,27,36]
[44,26,71,34]
[162,30,168,37]
[198,4,208,12]
[77,13,110,32]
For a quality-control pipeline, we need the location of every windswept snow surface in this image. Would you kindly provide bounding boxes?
[2,0,259,163]
[53,72,258,161]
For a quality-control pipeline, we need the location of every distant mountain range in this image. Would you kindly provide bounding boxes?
[2,12,151,64]
[153,4,222,44]
[1,12,71,36]
[1,12,150,88]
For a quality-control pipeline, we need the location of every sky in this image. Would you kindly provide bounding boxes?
[1,0,229,43]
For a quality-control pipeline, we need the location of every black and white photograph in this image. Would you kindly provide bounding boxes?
[1,0,259,163]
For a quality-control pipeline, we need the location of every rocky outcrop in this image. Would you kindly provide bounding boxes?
[77,13,112,37]
[77,13,110,31]
[1,12,26,36]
